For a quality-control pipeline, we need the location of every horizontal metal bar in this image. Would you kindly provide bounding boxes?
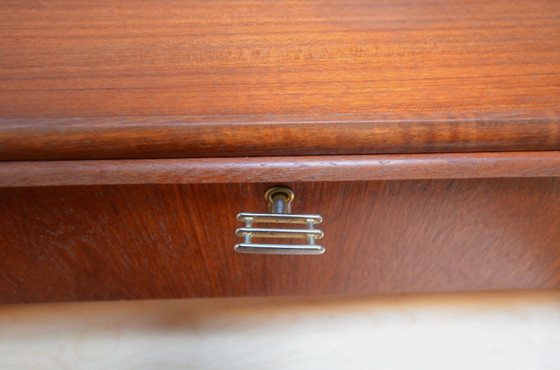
[234,243,325,255]
[236,227,324,239]
[237,213,322,224]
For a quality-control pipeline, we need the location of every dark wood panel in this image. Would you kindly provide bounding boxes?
[1,0,559,160]
[1,114,560,160]
[1,151,560,187]
[1,179,559,304]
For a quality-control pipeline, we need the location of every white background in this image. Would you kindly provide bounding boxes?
[0,290,559,369]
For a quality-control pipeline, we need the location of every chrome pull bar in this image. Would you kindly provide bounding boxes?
[236,227,324,239]
[234,243,324,255]
[234,187,325,255]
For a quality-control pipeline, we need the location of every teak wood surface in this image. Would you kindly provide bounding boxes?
[1,0,560,159]
[0,151,559,187]
[1,179,559,304]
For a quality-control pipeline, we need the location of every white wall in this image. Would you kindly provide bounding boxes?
[0,290,559,369]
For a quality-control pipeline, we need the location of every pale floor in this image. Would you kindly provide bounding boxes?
[0,290,559,370]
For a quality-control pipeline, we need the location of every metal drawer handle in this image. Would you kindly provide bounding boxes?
[235,187,325,255]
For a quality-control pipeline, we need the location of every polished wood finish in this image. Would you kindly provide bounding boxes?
[1,0,560,160]
[1,151,560,187]
[1,179,559,304]
[1,114,560,160]
[1,0,559,304]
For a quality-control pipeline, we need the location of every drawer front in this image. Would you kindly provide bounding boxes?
[1,178,559,304]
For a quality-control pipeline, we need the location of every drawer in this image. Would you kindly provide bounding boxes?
[2,0,560,307]
[1,178,559,304]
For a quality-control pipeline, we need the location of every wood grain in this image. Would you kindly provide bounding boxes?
[1,179,559,304]
[1,151,559,187]
[1,114,560,160]
[1,0,560,160]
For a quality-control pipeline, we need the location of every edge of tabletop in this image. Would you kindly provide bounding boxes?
[0,151,559,187]
[0,111,559,161]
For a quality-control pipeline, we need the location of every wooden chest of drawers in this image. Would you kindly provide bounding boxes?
[1,0,559,304]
